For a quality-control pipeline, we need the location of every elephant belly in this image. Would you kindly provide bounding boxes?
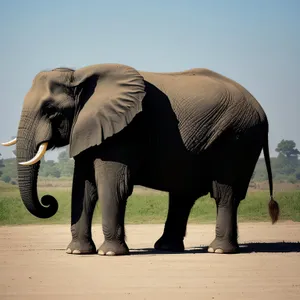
[135,154,210,194]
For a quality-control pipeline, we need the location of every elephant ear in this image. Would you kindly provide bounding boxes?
[69,64,146,157]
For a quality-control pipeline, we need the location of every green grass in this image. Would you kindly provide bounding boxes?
[0,182,300,225]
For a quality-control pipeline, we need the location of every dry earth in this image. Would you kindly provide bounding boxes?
[0,222,300,300]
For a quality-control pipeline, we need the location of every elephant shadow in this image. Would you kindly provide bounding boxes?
[129,242,300,255]
[52,242,300,256]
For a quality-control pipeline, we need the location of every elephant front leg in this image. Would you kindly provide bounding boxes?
[209,184,239,254]
[66,159,98,255]
[95,160,132,256]
[155,193,196,252]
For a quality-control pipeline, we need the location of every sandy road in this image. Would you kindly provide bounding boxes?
[0,222,300,300]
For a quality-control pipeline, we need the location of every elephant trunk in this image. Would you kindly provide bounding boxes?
[16,117,58,219]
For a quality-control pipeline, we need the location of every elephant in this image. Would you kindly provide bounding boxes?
[2,63,279,256]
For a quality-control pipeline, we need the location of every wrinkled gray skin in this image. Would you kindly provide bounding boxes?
[13,64,279,256]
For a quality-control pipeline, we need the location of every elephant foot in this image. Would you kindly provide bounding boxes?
[208,238,239,254]
[98,240,129,256]
[66,238,96,255]
[154,236,185,252]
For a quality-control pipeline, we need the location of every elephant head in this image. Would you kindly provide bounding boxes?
[2,64,146,218]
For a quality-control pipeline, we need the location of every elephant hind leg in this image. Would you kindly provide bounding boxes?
[154,192,197,252]
[209,183,240,254]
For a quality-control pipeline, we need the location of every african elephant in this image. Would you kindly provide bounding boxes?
[2,63,279,256]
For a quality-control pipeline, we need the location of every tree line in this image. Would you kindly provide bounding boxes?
[1,140,300,184]
[0,148,74,184]
[253,140,300,183]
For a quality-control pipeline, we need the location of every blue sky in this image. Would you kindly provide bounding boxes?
[0,0,299,160]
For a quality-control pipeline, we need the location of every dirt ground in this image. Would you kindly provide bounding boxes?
[0,222,300,300]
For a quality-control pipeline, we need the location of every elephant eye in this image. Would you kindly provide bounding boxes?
[49,112,60,120]
[42,103,59,119]
[42,102,64,124]
[49,111,64,122]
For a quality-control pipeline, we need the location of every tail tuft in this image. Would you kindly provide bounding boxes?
[263,130,280,224]
[268,196,280,224]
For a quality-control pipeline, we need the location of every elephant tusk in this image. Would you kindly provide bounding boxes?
[1,138,17,146]
[19,142,48,166]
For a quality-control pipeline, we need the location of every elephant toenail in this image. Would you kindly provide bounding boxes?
[106,251,116,256]
[72,249,81,254]
[207,247,214,253]
[98,250,105,255]
[66,248,72,254]
[215,249,224,254]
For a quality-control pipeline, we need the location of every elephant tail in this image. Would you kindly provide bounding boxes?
[263,135,280,224]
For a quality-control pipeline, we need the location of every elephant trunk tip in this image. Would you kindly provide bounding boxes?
[28,195,59,219]
[268,196,280,224]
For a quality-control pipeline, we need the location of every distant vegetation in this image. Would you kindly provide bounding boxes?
[0,181,299,225]
[253,139,300,184]
[0,146,74,182]
[1,139,300,185]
